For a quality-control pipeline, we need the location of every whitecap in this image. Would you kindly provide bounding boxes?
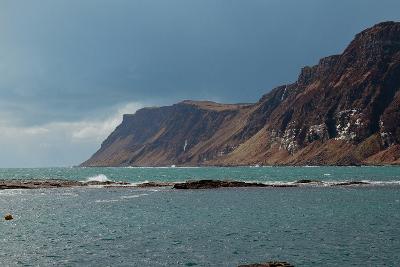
[120,193,149,199]
[82,174,110,183]
[360,180,400,186]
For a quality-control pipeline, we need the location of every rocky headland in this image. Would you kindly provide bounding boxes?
[81,22,400,167]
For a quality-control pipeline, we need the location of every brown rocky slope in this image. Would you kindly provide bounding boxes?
[82,22,400,167]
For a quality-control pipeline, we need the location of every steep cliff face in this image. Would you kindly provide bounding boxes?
[82,22,400,166]
[83,101,255,166]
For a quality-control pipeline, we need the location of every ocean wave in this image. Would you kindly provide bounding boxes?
[120,193,149,199]
[361,180,400,185]
[82,174,111,183]
[95,193,149,203]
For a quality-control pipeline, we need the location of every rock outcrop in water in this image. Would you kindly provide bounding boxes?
[238,261,294,267]
[0,179,377,190]
[0,180,130,190]
[82,22,400,167]
[4,214,13,221]
[173,180,296,189]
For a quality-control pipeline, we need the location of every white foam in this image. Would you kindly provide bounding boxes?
[249,164,261,168]
[120,193,149,199]
[361,180,400,186]
[95,193,149,203]
[83,174,110,183]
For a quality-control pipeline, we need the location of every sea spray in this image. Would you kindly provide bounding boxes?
[83,174,111,183]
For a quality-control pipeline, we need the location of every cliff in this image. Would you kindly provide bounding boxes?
[82,22,400,166]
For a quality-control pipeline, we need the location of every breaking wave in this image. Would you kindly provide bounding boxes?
[83,174,111,183]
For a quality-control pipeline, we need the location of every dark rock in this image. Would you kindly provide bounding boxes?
[0,180,131,190]
[295,179,322,184]
[270,184,298,188]
[4,214,13,220]
[84,181,130,186]
[238,261,294,267]
[135,181,175,187]
[0,180,82,190]
[171,179,293,189]
[332,181,370,186]
[173,180,267,189]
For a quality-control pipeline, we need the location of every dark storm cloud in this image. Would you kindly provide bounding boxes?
[1,0,399,125]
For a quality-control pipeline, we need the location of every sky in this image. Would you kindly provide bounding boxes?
[0,0,400,167]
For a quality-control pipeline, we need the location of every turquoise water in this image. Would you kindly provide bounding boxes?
[0,166,399,183]
[1,167,400,266]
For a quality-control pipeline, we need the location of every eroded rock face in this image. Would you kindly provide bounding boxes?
[82,22,400,167]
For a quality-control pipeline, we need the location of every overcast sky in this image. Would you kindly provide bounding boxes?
[1,0,399,167]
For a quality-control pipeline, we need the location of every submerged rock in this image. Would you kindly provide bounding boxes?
[4,214,13,220]
[238,261,294,267]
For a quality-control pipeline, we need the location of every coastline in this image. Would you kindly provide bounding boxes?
[78,162,400,168]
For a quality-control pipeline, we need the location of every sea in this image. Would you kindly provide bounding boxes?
[1,166,400,266]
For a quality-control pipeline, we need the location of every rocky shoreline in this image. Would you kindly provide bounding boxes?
[0,179,381,191]
[0,180,130,190]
